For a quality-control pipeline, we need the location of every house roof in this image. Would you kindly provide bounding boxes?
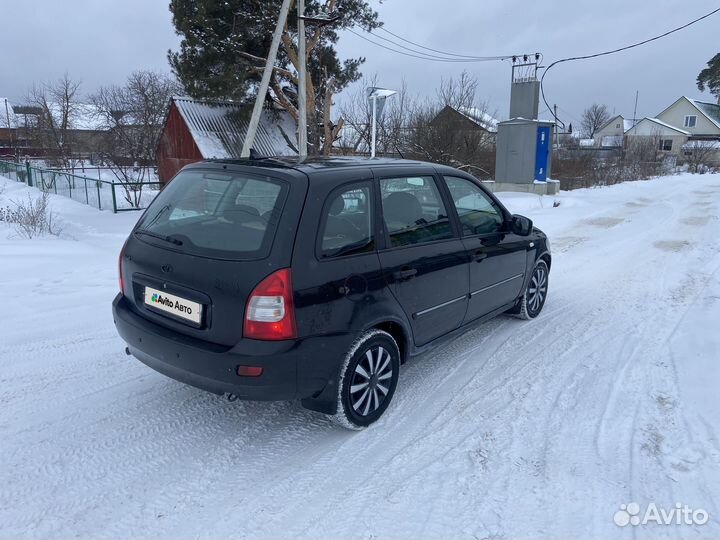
[627,117,691,136]
[687,98,720,130]
[455,106,499,133]
[173,96,298,159]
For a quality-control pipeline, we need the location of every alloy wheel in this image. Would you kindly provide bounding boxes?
[528,264,548,314]
[349,346,393,417]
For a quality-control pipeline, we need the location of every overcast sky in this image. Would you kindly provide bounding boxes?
[1,0,718,125]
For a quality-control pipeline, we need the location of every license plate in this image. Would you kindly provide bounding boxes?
[144,287,202,324]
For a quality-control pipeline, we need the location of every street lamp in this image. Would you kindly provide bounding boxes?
[367,87,397,158]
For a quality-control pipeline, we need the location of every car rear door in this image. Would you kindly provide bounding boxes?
[441,174,528,322]
[374,167,470,346]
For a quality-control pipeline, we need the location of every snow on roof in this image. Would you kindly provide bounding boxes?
[0,98,17,128]
[173,97,298,159]
[681,139,720,150]
[623,119,634,132]
[686,97,720,130]
[456,106,499,133]
[0,101,112,131]
[627,117,690,136]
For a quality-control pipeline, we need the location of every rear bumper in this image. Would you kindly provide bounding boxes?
[112,294,349,401]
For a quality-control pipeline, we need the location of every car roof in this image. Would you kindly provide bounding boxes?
[206,156,437,173]
[187,156,473,186]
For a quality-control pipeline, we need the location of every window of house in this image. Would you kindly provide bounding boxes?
[379,176,453,248]
[616,123,621,129]
[319,184,374,258]
[443,176,505,236]
[684,115,697,128]
[658,139,673,151]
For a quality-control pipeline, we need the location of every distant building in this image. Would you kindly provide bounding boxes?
[625,97,720,164]
[0,99,109,159]
[156,96,298,184]
[656,96,720,139]
[593,115,635,148]
[430,105,499,137]
[625,118,690,155]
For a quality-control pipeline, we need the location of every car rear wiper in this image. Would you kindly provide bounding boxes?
[134,229,184,246]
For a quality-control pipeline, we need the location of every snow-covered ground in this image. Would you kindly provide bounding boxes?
[1,173,719,539]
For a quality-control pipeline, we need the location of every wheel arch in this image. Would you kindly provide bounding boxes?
[537,249,551,270]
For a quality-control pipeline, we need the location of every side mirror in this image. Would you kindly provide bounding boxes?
[510,214,533,236]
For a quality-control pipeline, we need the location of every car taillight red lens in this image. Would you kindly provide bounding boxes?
[244,268,297,340]
[118,252,125,295]
[118,239,128,296]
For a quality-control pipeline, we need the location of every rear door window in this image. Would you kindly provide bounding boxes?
[379,176,453,247]
[137,169,288,260]
[319,183,374,258]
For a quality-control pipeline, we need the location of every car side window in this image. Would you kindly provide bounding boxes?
[443,176,505,236]
[379,176,453,248]
[319,183,374,258]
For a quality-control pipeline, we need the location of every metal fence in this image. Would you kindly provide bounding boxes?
[0,160,162,213]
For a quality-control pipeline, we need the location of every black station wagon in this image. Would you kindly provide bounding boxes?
[112,157,551,428]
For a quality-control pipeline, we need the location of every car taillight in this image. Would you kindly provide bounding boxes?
[119,239,128,295]
[244,268,297,340]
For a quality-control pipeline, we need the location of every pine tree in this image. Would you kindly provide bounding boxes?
[168,0,382,153]
[697,53,720,104]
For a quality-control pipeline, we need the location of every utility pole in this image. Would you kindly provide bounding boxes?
[241,0,293,158]
[553,103,559,151]
[632,90,639,128]
[297,0,307,159]
[370,96,377,158]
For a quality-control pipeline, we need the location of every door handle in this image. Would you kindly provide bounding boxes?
[474,250,488,262]
[393,268,418,281]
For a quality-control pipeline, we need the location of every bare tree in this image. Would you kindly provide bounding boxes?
[580,103,611,140]
[437,70,478,111]
[683,140,719,173]
[407,72,496,176]
[90,71,179,208]
[26,74,82,167]
[340,72,496,175]
[339,76,418,156]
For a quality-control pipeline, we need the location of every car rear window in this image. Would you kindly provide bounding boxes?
[136,169,288,260]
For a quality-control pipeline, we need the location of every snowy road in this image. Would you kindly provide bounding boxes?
[1,174,719,539]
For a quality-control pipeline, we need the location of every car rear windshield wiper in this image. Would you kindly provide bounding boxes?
[134,229,184,246]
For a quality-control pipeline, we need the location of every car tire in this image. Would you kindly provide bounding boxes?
[329,329,400,430]
[515,259,549,320]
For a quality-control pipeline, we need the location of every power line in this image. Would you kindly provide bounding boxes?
[376,26,512,61]
[541,6,720,129]
[347,29,513,63]
[366,28,508,61]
